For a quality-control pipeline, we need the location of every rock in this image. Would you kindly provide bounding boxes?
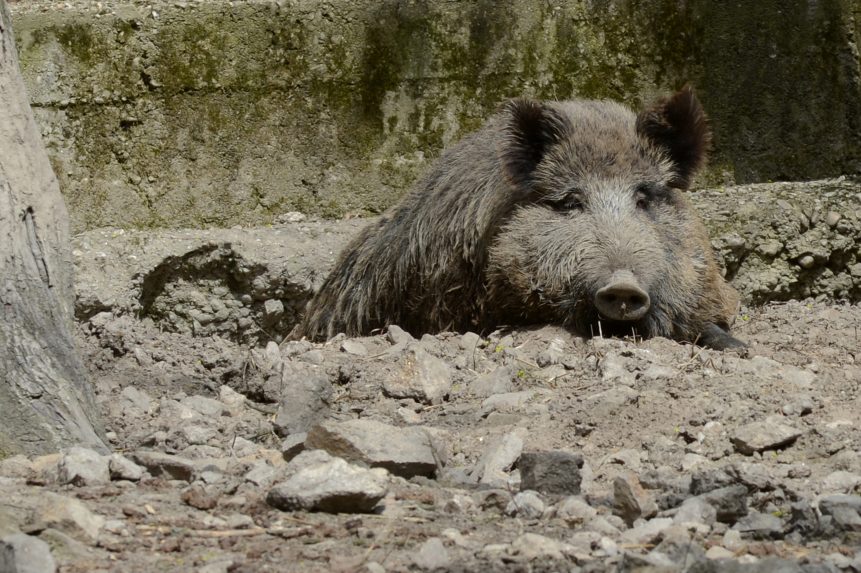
[518,451,583,495]
[181,484,220,510]
[731,417,802,455]
[272,362,332,437]
[383,347,452,405]
[266,454,388,513]
[108,454,145,481]
[651,525,706,565]
[128,451,195,482]
[471,366,515,397]
[818,494,861,532]
[263,298,284,319]
[673,496,718,527]
[33,493,105,543]
[508,533,569,561]
[698,485,749,524]
[219,385,246,415]
[555,496,597,526]
[180,395,226,418]
[119,386,154,415]
[281,433,307,461]
[536,337,567,367]
[387,325,415,345]
[340,339,368,356]
[230,436,260,458]
[306,419,438,478]
[413,537,450,571]
[470,428,526,487]
[613,472,658,526]
[821,470,861,493]
[244,461,279,487]
[0,533,56,573]
[690,469,735,495]
[505,490,546,519]
[619,517,673,545]
[58,447,110,487]
[180,424,218,445]
[0,456,32,479]
[732,511,784,539]
[705,546,736,560]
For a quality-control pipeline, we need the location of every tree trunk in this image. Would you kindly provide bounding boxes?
[0,1,107,455]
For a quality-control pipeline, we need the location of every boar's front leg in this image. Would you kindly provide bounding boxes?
[698,322,747,351]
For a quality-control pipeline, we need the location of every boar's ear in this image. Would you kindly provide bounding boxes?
[501,99,569,188]
[636,86,711,189]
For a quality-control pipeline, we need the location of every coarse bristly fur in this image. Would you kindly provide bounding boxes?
[294,87,744,350]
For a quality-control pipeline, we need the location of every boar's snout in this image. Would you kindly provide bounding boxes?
[594,270,651,321]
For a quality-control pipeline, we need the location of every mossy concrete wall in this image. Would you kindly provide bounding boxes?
[10,0,861,231]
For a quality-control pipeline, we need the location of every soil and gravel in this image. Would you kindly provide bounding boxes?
[2,191,861,572]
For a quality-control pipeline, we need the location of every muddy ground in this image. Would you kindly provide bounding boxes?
[1,217,860,572]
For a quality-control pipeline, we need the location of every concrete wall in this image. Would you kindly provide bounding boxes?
[10,0,861,231]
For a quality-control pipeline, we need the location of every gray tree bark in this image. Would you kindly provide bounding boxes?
[0,0,107,455]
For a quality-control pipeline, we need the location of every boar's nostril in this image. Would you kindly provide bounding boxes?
[594,275,650,321]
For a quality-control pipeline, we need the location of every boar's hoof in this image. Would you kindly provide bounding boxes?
[595,271,650,322]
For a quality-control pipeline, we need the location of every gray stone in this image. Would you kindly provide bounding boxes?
[731,417,802,455]
[0,456,32,479]
[180,395,226,418]
[108,454,145,481]
[673,496,718,526]
[119,386,154,415]
[281,433,307,461]
[413,537,451,571]
[690,469,735,495]
[518,450,583,496]
[128,451,195,482]
[619,517,673,545]
[470,428,526,487]
[471,366,515,398]
[821,470,861,493]
[58,447,110,487]
[263,298,284,319]
[508,533,570,561]
[505,490,546,519]
[383,347,452,405]
[340,339,368,356]
[218,385,246,415]
[306,419,438,478]
[266,454,388,513]
[732,511,784,539]
[230,436,260,458]
[387,325,415,345]
[698,485,749,524]
[613,472,658,526]
[0,533,56,573]
[32,493,105,543]
[818,494,861,532]
[272,362,333,437]
[244,461,279,488]
[180,424,218,445]
[555,496,597,526]
[651,525,706,566]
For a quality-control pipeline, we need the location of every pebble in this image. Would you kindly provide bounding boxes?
[470,428,526,487]
[340,339,368,356]
[272,362,332,436]
[58,447,110,486]
[412,537,450,571]
[382,347,452,405]
[306,419,438,478]
[128,451,195,482]
[281,433,307,461]
[554,496,597,526]
[731,416,802,455]
[518,450,583,495]
[266,452,388,513]
[613,472,658,526]
[0,533,57,573]
[818,494,861,531]
[108,454,145,481]
[505,490,546,519]
[508,533,569,561]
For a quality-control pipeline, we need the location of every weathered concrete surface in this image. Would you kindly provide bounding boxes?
[71,180,861,341]
[11,0,861,231]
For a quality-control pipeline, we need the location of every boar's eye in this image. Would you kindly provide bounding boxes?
[546,191,584,212]
[634,182,666,211]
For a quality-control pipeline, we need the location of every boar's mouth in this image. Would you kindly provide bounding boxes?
[572,305,652,341]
